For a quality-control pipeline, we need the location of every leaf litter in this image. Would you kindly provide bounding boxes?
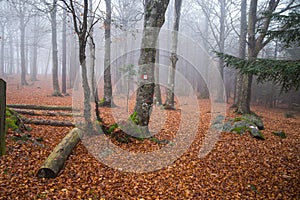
[0,76,299,199]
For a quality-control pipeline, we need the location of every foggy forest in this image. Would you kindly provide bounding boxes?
[0,0,299,199]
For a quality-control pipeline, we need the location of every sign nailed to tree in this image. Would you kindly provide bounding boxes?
[142,74,148,80]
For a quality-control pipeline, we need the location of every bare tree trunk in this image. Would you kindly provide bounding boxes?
[103,0,113,106]
[165,0,182,108]
[237,0,279,114]
[51,0,61,96]
[88,0,97,102]
[216,0,226,102]
[30,43,38,81]
[0,26,4,77]
[79,33,92,127]
[234,0,247,107]
[68,31,77,89]
[237,0,257,114]
[0,79,6,156]
[62,8,67,94]
[16,34,20,75]
[20,13,28,85]
[65,0,93,128]
[202,14,210,99]
[134,0,170,129]
[9,33,14,74]
[154,41,162,105]
[30,17,38,81]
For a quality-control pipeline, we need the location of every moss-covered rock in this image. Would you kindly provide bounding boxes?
[222,114,265,140]
[242,114,264,130]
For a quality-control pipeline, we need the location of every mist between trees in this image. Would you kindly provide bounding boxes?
[0,0,299,115]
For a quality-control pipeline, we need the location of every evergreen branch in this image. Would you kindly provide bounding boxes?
[215,51,300,92]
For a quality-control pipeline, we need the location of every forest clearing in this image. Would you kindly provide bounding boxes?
[0,75,299,199]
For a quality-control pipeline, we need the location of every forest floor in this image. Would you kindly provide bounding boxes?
[0,75,299,199]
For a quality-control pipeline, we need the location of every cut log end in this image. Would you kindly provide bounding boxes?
[37,168,56,179]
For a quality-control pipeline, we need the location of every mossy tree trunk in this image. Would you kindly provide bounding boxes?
[134,0,170,130]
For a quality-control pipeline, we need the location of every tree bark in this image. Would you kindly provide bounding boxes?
[103,0,113,106]
[37,128,82,178]
[134,0,170,129]
[30,17,38,81]
[78,0,92,128]
[51,0,61,96]
[165,0,182,108]
[216,0,226,102]
[9,33,14,74]
[0,79,6,156]
[154,41,162,105]
[30,39,38,81]
[62,9,67,94]
[20,12,28,85]
[236,0,258,114]
[88,0,97,102]
[237,0,279,114]
[68,31,78,89]
[234,0,247,107]
[0,26,4,77]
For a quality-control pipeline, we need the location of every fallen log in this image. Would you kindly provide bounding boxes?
[22,118,75,127]
[7,104,74,111]
[37,128,82,178]
[14,109,73,117]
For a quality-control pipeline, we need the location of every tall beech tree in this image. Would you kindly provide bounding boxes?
[103,0,114,107]
[50,0,61,96]
[62,0,92,127]
[154,41,162,105]
[88,0,97,102]
[61,8,67,94]
[165,0,182,109]
[233,0,247,106]
[9,0,36,85]
[133,0,170,133]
